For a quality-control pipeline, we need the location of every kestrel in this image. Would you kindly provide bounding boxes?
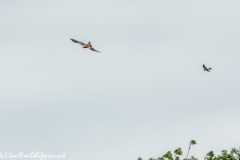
[70,39,101,53]
[203,64,212,72]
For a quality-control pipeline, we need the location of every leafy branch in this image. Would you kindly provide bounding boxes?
[137,140,240,160]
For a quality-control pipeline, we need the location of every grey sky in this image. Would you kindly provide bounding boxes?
[0,1,240,160]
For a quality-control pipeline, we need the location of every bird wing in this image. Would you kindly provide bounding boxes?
[91,48,101,53]
[87,41,92,48]
[70,39,86,45]
[203,64,207,69]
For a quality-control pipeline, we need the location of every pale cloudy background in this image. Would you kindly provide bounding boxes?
[0,0,240,160]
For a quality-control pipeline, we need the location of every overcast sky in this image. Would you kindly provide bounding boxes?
[0,1,240,160]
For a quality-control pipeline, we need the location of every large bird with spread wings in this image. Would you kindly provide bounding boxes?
[203,64,212,72]
[70,38,101,53]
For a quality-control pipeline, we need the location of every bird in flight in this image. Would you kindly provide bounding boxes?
[203,64,212,72]
[70,39,101,53]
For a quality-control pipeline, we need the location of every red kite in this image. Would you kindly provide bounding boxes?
[71,39,101,53]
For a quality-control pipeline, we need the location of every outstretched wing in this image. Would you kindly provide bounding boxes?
[203,64,207,69]
[70,39,86,46]
[87,41,92,48]
[91,48,101,53]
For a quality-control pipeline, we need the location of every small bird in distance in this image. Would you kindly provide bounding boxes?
[70,38,101,53]
[203,64,212,72]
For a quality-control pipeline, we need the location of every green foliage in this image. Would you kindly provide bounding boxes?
[187,156,198,160]
[206,151,214,159]
[138,140,240,160]
[186,140,197,159]
[174,148,183,156]
[204,148,240,160]
[190,140,197,145]
[157,157,165,160]
[163,151,174,160]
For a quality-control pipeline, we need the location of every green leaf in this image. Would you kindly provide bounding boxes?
[206,151,214,158]
[190,140,196,145]
[174,148,183,156]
